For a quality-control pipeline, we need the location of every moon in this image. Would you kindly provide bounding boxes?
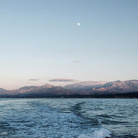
[77,22,80,26]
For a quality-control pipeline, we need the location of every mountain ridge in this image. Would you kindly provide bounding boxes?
[0,80,138,98]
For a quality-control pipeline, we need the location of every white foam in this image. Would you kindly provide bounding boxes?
[78,134,92,138]
[78,128,111,138]
[93,128,111,138]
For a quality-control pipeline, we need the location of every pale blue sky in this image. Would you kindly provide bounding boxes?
[0,0,138,89]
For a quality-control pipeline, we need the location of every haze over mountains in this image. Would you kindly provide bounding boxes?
[0,80,138,98]
[65,80,138,93]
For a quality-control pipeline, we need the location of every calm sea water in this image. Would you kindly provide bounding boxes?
[0,98,137,138]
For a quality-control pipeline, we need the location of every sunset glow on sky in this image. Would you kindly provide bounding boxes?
[0,0,138,89]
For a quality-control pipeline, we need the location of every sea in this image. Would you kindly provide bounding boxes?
[0,98,137,138]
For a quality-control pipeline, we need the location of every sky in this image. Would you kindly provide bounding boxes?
[0,0,138,90]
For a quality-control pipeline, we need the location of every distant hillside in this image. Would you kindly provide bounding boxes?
[0,80,138,98]
[0,88,10,95]
[90,80,138,93]
[64,81,106,90]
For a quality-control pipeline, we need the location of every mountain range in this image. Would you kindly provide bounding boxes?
[0,80,138,98]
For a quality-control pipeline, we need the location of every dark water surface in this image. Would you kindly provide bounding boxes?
[0,98,137,138]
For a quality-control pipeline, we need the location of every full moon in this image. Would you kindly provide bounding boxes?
[77,22,80,26]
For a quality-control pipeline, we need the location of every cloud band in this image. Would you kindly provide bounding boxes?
[49,79,75,82]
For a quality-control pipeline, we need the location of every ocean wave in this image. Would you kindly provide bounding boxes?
[0,98,137,138]
[78,128,112,138]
